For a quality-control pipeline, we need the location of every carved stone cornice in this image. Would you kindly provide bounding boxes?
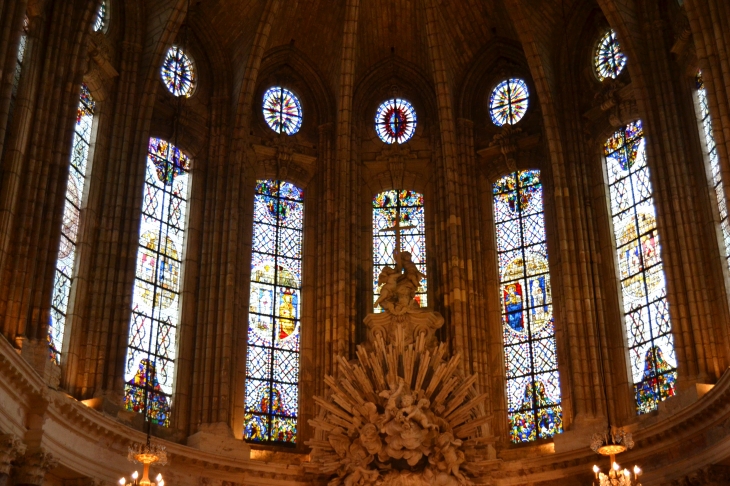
[375,143,418,189]
[671,465,730,485]
[14,451,58,485]
[251,139,316,187]
[0,434,26,475]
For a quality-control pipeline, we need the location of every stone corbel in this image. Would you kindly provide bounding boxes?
[14,450,57,486]
[0,434,26,476]
[84,33,119,101]
[608,98,638,128]
[252,138,316,183]
[490,126,524,173]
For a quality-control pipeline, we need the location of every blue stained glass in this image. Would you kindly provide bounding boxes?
[161,46,195,97]
[48,84,96,365]
[375,99,417,144]
[245,180,303,444]
[490,79,529,127]
[604,121,677,414]
[493,170,562,443]
[93,1,107,32]
[595,29,627,81]
[262,87,302,135]
[124,138,191,426]
[372,190,427,310]
[696,71,730,269]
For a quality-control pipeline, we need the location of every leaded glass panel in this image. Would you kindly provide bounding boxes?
[595,29,627,81]
[7,16,28,128]
[494,170,562,443]
[372,190,427,311]
[93,1,107,32]
[48,84,96,365]
[161,46,195,98]
[374,99,417,144]
[262,87,303,135]
[244,180,304,444]
[124,138,191,426]
[489,79,529,127]
[696,71,730,269]
[604,121,677,414]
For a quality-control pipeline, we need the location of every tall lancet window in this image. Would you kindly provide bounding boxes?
[244,180,303,444]
[124,138,191,427]
[372,190,427,311]
[604,121,677,414]
[48,84,96,365]
[695,71,730,268]
[494,170,562,443]
[9,16,29,116]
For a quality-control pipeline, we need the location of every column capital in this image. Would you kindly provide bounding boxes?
[0,434,26,476]
[14,450,58,486]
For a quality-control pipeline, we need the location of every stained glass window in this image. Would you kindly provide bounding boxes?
[372,190,427,311]
[696,71,730,269]
[161,46,195,98]
[493,170,562,443]
[595,29,627,82]
[48,84,96,365]
[375,99,417,144]
[244,180,304,444]
[93,1,107,32]
[124,138,191,426]
[8,16,28,122]
[604,121,677,414]
[489,79,529,127]
[262,87,303,135]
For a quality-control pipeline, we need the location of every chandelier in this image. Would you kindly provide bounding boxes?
[119,438,167,486]
[590,426,642,485]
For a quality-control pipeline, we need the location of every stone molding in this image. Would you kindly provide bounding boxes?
[3,309,730,485]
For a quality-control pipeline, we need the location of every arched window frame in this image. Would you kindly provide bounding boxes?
[243,179,305,445]
[491,169,563,444]
[600,120,678,415]
[123,138,192,427]
[48,83,99,365]
[693,71,730,274]
[371,189,428,312]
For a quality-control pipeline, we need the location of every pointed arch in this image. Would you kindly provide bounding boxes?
[244,179,304,444]
[493,169,563,443]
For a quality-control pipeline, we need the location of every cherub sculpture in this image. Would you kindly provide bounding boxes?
[374,251,427,314]
[402,396,440,432]
[430,432,467,484]
[374,265,399,312]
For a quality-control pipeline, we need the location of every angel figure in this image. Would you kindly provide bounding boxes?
[374,265,400,311]
[378,379,405,431]
[430,432,467,484]
[400,251,426,290]
[402,397,440,432]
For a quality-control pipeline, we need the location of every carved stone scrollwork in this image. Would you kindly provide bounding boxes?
[14,450,58,486]
[308,256,495,485]
[376,144,417,190]
[0,434,26,476]
[489,126,525,173]
[672,465,730,485]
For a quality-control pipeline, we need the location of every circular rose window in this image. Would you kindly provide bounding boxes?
[375,98,417,144]
[489,78,529,127]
